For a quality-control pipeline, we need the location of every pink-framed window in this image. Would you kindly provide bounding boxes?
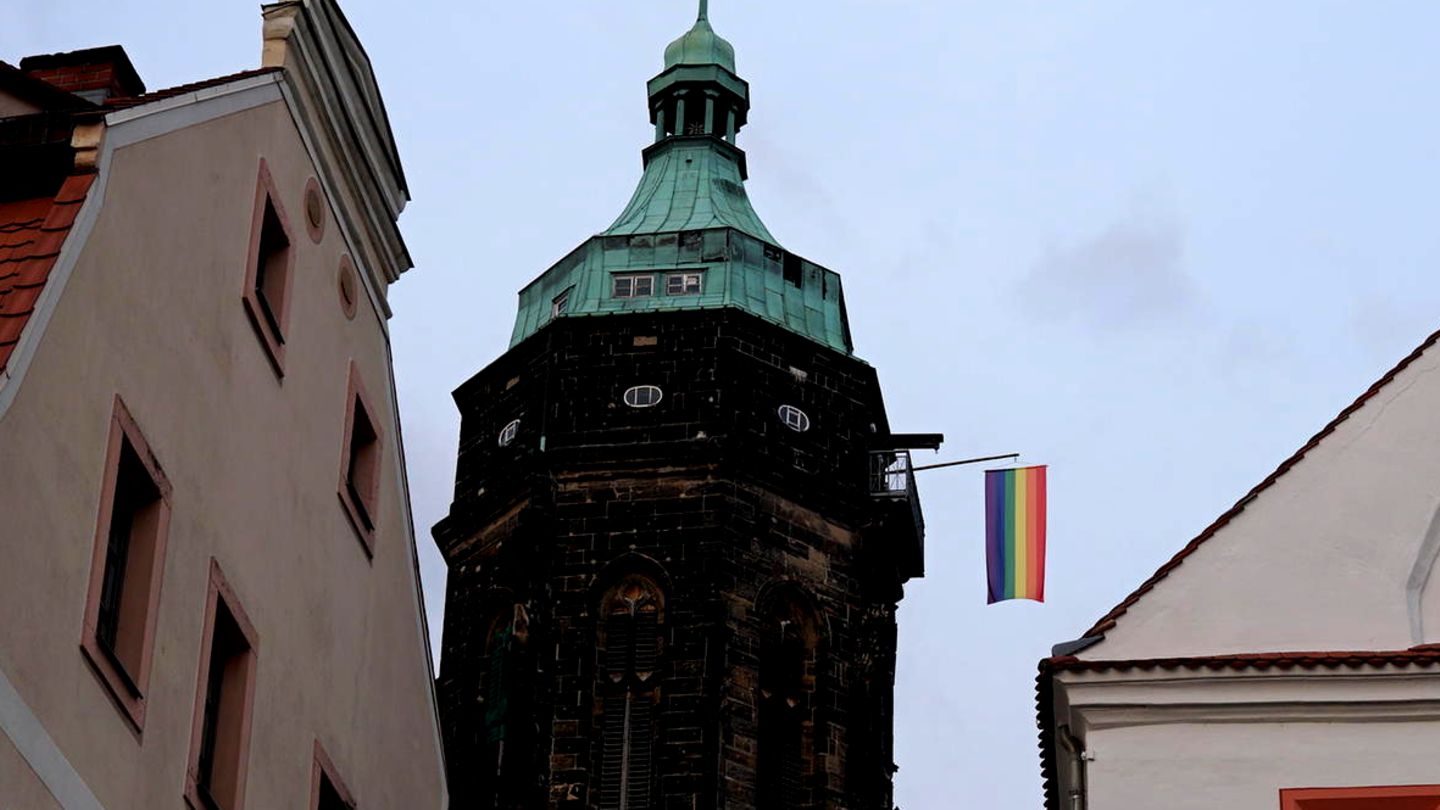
[311,740,357,810]
[184,560,259,810]
[1281,785,1440,809]
[241,157,296,377]
[80,394,172,732]
[337,361,383,556]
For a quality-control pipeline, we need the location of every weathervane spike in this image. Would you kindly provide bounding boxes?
[698,0,708,22]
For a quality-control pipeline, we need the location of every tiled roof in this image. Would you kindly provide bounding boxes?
[0,175,95,374]
[1082,324,1440,639]
[103,67,282,110]
[1047,647,1440,675]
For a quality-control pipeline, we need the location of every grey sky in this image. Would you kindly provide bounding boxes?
[10,2,1440,806]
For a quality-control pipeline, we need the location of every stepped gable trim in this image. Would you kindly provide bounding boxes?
[1084,325,1440,639]
[1036,646,1440,809]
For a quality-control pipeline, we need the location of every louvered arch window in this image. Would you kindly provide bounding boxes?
[598,575,664,810]
[757,592,821,810]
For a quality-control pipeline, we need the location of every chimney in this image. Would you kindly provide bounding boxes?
[19,45,145,104]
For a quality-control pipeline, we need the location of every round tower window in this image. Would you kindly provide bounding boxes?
[623,385,663,408]
[498,419,520,447]
[777,404,810,432]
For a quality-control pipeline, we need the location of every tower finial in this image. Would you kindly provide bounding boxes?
[698,0,708,22]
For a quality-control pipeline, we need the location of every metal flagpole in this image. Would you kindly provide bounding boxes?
[911,453,1020,473]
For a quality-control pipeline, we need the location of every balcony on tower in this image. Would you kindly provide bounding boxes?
[868,434,942,581]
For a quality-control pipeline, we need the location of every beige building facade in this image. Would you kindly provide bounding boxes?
[0,2,446,808]
[1040,330,1440,809]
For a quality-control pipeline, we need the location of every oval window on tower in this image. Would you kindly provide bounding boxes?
[497,419,520,447]
[623,385,663,408]
[777,404,810,432]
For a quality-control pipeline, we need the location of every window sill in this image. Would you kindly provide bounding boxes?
[241,293,286,379]
[79,636,146,733]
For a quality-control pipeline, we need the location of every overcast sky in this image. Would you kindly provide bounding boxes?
[11,1,1440,806]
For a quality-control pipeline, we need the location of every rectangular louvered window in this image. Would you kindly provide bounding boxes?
[599,693,653,810]
[600,602,659,810]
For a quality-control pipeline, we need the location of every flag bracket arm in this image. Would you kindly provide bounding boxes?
[911,453,1019,473]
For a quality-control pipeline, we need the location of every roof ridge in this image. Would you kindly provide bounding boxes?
[103,66,283,110]
[1082,324,1440,639]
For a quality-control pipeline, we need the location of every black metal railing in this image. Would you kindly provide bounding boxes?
[869,450,925,552]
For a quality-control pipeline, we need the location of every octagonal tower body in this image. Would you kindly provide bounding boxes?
[434,7,929,809]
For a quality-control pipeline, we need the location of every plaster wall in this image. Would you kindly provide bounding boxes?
[1083,717,1440,809]
[0,732,62,810]
[0,96,443,808]
[0,90,44,117]
[1086,344,1440,659]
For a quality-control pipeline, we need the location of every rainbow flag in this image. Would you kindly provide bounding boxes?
[985,465,1047,603]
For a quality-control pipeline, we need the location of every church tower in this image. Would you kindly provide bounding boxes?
[433,5,937,808]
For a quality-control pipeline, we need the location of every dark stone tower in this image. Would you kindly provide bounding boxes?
[433,5,936,808]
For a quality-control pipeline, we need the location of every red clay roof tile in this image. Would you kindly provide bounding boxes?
[0,174,95,374]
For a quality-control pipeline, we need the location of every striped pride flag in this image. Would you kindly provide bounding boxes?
[985,465,1047,603]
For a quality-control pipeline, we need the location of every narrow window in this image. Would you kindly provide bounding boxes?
[186,562,258,810]
[253,199,290,338]
[242,159,295,375]
[777,404,810,432]
[623,385,663,408]
[598,576,663,810]
[757,592,820,810]
[613,274,655,299]
[552,287,573,317]
[664,272,703,296]
[312,742,356,810]
[476,606,532,807]
[498,418,520,447]
[81,395,171,730]
[338,364,383,555]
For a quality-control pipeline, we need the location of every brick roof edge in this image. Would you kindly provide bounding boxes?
[1081,325,1440,640]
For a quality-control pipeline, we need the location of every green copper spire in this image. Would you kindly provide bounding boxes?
[506,3,856,357]
[608,0,771,242]
[664,0,735,72]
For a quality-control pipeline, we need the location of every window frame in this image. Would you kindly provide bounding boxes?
[80,394,172,732]
[311,740,357,810]
[241,158,296,378]
[612,274,656,299]
[551,286,573,317]
[497,418,520,447]
[184,560,259,810]
[338,362,384,557]
[777,404,810,433]
[664,272,703,296]
[1281,785,1440,809]
[623,385,664,408]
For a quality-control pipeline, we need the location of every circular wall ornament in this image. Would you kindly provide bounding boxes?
[303,177,326,243]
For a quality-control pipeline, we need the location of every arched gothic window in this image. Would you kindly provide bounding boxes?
[757,590,820,810]
[598,575,664,810]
